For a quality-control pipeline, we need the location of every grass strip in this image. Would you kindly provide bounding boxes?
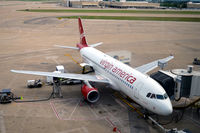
[19,9,200,15]
[57,16,200,22]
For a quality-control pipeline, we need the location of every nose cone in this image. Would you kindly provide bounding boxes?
[157,99,173,116]
[161,103,173,116]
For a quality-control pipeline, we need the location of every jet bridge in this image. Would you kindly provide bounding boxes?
[150,65,200,101]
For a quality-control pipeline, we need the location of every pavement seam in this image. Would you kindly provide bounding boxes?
[0,111,6,133]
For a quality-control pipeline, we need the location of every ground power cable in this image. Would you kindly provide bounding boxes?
[12,88,54,103]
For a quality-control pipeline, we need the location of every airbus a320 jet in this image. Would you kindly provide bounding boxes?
[11,18,174,116]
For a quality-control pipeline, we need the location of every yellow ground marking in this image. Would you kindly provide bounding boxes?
[64,53,83,74]
[65,53,82,68]
[114,92,144,118]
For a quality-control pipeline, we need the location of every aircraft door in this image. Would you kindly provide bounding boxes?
[134,83,144,99]
[134,87,139,99]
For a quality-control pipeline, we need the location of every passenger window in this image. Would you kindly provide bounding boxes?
[146,93,151,98]
[150,94,156,99]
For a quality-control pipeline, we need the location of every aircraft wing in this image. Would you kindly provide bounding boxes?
[135,55,174,74]
[10,70,110,83]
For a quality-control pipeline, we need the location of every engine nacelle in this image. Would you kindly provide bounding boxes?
[81,84,100,103]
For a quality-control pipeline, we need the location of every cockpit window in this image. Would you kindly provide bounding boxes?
[146,93,168,100]
[150,94,156,99]
[164,93,168,99]
[156,94,164,99]
[146,93,151,97]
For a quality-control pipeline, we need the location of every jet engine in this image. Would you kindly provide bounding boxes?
[81,84,100,103]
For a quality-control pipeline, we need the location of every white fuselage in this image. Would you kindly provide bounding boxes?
[80,47,172,116]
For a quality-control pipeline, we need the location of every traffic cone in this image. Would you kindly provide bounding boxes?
[113,127,117,132]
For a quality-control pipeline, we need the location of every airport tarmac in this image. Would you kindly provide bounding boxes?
[0,1,200,133]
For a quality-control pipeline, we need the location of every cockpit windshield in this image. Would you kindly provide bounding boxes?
[156,94,164,99]
[146,93,151,97]
[146,92,168,100]
[164,93,168,99]
[150,94,156,99]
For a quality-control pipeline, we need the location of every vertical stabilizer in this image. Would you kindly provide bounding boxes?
[55,18,102,50]
[78,18,88,48]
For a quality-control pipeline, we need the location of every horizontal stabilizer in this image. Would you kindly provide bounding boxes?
[54,45,79,50]
[89,42,103,48]
[55,42,102,50]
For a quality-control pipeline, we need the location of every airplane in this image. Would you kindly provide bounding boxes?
[11,18,174,116]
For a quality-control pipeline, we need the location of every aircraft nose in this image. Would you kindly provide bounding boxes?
[160,100,173,116]
[163,104,173,116]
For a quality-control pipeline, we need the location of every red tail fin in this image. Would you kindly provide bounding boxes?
[78,18,88,48]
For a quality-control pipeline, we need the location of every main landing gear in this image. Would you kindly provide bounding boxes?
[53,77,63,98]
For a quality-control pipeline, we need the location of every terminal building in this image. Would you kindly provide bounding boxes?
[62,0,160,8]
[61,0,200,8]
